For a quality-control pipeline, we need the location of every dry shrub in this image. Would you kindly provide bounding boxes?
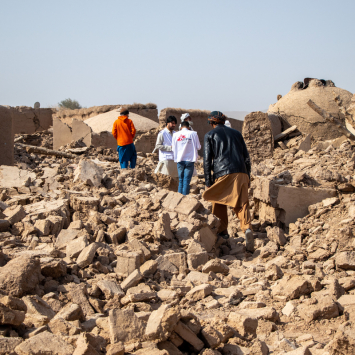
[145,102,157,109]
[128,103,145,109]
[126,102,157,110]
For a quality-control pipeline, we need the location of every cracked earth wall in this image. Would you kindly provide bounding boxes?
[0,106,14,166]
[9,106,54,135]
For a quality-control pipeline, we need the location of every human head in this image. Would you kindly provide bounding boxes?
[166,115,177,131]
[120,106,129,116]
[181,113,191,122]
[181,121,190,129]
[208,111,226,127]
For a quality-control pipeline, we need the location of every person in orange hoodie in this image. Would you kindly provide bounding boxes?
[112,107,137,169]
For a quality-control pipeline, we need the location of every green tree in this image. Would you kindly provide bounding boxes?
[58,98,82,110]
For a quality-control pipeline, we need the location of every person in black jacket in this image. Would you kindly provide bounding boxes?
[202,111,254,252]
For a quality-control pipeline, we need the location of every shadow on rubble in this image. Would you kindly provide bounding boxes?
[148,173,179,192]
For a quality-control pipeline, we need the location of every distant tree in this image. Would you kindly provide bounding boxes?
[58,98,82,110]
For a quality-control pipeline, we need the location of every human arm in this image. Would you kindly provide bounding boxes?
[203,134,213,187]
[155,132,173,151]
[195,133,201,150]
[112,121,117,140]
[130,121,136,139]
[241,136,251,178]
[172,134,177,162]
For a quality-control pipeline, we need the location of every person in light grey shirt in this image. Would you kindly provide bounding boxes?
[153,116,179,177]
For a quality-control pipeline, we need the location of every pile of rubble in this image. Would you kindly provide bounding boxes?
[0,130,355,355]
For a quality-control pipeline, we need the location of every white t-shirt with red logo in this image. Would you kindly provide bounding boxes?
[172,128,201,163]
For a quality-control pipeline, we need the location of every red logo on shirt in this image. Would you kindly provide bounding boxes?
[177,135,186,141]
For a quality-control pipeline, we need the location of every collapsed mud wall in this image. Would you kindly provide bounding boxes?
[242,111,274,165]
[134,129,159,154]
[55,104,158,126]
[53,118,116,150]
[0,106,14,166]
[2,106,53,135]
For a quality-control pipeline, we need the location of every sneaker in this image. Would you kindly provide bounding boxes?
[245,229,254,252]
[217,231,229,240]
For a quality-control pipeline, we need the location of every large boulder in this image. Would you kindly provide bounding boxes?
[14,331,74,355]
[73,159,104,187]
[268,79,353,140]
[0,256,41,297]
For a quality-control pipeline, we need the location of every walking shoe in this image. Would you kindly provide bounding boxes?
[217,231,229,240]
[245,228,254,252]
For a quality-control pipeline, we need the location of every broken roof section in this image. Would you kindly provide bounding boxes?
[268,78,353,141]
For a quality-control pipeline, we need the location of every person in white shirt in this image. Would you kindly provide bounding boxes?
[153,116,178,178]
[179,113,194,130]
[172,121,201,195]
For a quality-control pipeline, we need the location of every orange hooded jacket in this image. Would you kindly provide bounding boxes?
[112,115,136,146]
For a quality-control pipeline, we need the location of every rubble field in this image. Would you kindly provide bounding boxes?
[0,129,355,355]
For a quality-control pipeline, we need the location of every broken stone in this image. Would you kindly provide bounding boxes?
[187,252,208,270]
[228,311,258,336]
[0,256,41,297]
[14,331,74,355]
[53,303,83,322]
[115,251,141,277]
[282,301,297,317]
[297,296,339,322]
[0,303,25,325]
[33,219,51,236]
[66,236,89,258]
[0,165,36,188]
[72,332,100,355]
[23,295,55,323]
[336,251,355,270]
[106,343,125,355]
[272,275,315,301]
[0,219,10,232]
[154,212,174,241]
[40,257,67,278]
[202,259,229,274]
[140,260,158,277]
[3,205,26,225]
[184,271,211,284]
[266,226,287,246]
[56,228,80,250]
[174,197,201,215]
[121,269,143,292]
[76,243,99,268]
[145,304,180,341]
[108,308,145,344]
[194,226,217,252]
[174,321,204,351]
[162,191,183,212]
[66,284,95,318]
[0,337,23,354]
[73,159,104,187]
[47,317,80,337]
[97,280,124,299]
[186,284,212,301]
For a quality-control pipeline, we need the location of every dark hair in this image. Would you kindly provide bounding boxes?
[120,110,129,116]
[181,121,190,128]
[166,115,177,125]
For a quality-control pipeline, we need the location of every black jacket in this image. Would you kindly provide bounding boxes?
[203,124,251,187]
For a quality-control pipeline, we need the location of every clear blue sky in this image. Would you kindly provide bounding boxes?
[1,0,354,112]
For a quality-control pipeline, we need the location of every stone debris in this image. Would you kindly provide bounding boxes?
[1,125,355,355]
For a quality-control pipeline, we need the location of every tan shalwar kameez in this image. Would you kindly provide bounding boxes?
[202,172,251,233]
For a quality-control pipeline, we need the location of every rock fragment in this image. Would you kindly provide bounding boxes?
[0,256,41,297]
